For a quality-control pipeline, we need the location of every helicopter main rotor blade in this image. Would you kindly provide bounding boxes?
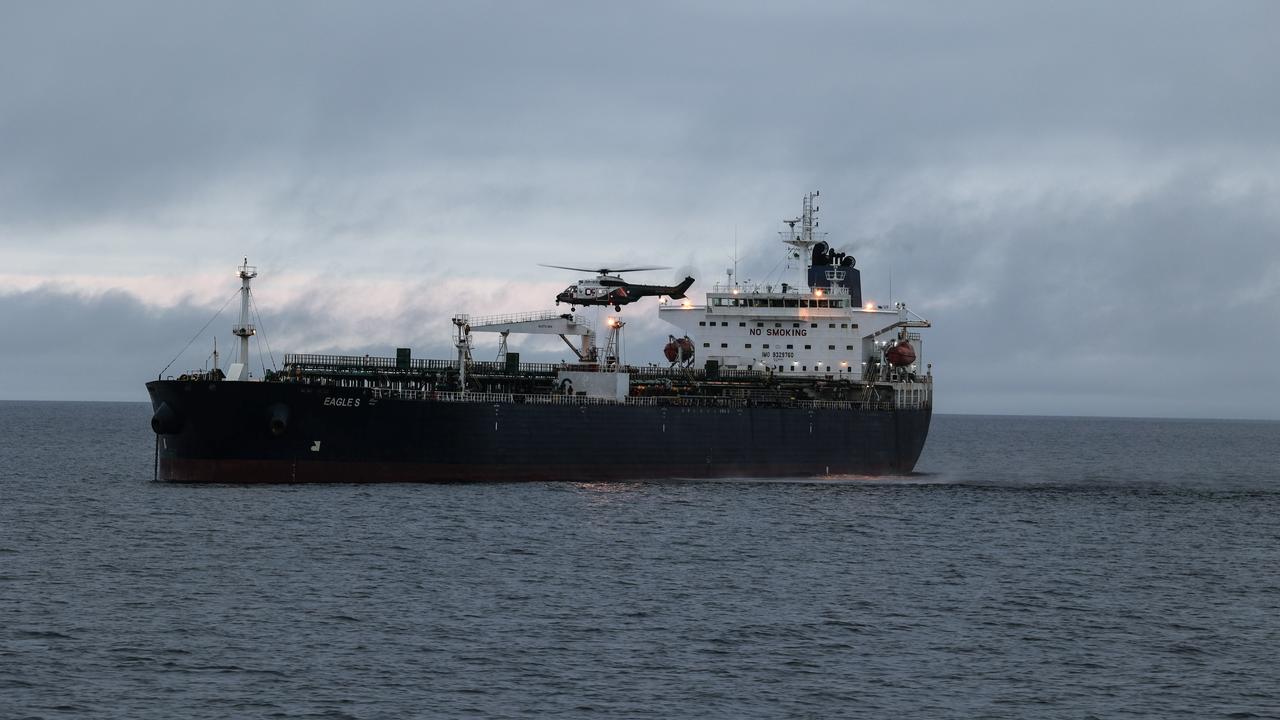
[539,263,673,274]
[601,266,672,273]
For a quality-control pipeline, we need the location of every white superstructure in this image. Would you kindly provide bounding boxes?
[659,192,930,382]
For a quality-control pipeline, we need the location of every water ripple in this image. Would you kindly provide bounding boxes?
[1,405,1278,718]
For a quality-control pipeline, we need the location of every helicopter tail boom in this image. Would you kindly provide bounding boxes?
[668,276,695,299]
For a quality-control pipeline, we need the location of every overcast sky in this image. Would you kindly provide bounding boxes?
[1,1,1278,418]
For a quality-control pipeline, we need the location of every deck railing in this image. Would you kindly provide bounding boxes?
[286,353,931,410]
[366,386,925,411]
[283,353,795,381]
[284,354,563,375]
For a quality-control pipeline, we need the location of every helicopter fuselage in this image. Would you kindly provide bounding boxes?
[556,276,694,310]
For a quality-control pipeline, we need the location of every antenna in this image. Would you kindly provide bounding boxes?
[727,228,742,289]
[733,225,739,287]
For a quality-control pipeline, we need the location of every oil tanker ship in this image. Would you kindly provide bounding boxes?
[147,193,933,482]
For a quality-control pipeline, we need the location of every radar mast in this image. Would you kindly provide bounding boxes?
[780,191,827,289]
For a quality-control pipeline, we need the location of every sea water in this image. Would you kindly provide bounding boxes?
[2,402,1278,718]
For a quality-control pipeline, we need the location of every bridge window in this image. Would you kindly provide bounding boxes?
[829,345,835,350]
[698,321,706,326]
[829,323,836,328]
[846,345,854,350]
[721,322,729,326]
[720,343,728,348]
[738,322,746,327]
[745,343,752,349]
[703,342,710,348]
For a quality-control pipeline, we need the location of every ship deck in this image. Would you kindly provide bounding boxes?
[176,352,936,411]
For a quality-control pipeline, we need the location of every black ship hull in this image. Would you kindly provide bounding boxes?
[147,380,931,483]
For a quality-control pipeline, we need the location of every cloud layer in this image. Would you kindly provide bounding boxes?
[2,2,1278,416]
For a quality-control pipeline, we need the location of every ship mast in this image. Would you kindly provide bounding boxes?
[453,315,471,391]
[780,191,825,290]
[228,258,257,381]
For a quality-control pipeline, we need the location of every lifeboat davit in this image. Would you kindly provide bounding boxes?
[886,340,917,367]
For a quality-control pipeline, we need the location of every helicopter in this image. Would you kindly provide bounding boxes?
[542,264,696,311]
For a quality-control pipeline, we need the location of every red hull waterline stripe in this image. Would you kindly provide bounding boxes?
[158,458,906,484]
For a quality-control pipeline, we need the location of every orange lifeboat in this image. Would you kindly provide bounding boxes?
[886,340,916,367]
[663,335,695,365]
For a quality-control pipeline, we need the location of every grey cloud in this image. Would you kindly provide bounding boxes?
[2,2,1279,416]
[0,284,668,401]
[5,1,1277,224]
[0,285,438,401]
[869,168,1280,418]
[0,288,209,401]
